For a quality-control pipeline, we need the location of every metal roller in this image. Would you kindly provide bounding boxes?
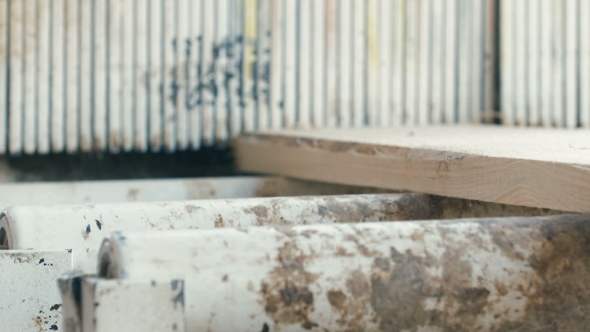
[95,214,590,331]
[0,194,560,271]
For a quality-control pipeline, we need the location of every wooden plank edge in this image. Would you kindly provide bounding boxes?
[233,133,590,213]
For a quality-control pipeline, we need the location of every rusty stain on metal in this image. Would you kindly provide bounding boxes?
[97,214,590,331]
[257,215,590,331]
[127,188,139,201]
[260,241,319,329]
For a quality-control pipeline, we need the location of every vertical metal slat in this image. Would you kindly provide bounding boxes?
[79,0,92,151]
[430,0,443,124]
[148,0,162,150]
[0,0,5,154]
[201,0,215,144]
[37,0,50,153]
[366,0,378,126]
[176,0,189,149]
[134,0,148,151]
[392,0,404,126]
[378,0,391,127]
[94,0,107,150]
[352,0,365,127]
[270,0,283,129]
[242,0,257,132]
[65,0,78,153]
[470,0,484,123]
[298,0,311,128]
[565,0,578,128]
[50,0,64,152]
[540,0,554,127]
[581,0,590,128]
[122,0,135,151]
[215,0,229,142]
[325,0,337,127]
[51,0,67,152]
[312,0,325,127]
[109,0,122,152]
[338,0,352,127]
[23,0,35,153]
[527,0,539,126]
[552,0,564,127]
[188,0,202,149]
[444,0,456,124]
[256,0,270,130]
[228,0,244,135]
[457,0,470,124]
[163,0,177,150]
[483,0,496,121]
[405,0,418,125]
[418,0,431,125]
[501,0,514,125]
[283,0,296,128]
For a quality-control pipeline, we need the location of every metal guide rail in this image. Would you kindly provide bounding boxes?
[66,214,588,332]
[0,176,391,208]
[0,176,564,332]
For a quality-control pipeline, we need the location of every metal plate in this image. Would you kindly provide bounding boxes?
[0,250,73,332]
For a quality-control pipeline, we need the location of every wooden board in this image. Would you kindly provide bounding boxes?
[234,125,590,213]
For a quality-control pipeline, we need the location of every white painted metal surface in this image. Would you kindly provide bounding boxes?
[0,0,492,154]
[80,278,185,332]
[0,250,73,332]
[97,214,590,331]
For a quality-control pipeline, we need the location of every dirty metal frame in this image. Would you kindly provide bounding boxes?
[0,181,564,332]
[0,175,395,210]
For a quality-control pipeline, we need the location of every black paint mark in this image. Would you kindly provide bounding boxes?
[66,249,72,253]
[95,220,102,230]
[38,258,45,264]
[261,322,270,332]
[50,304,61,311]
[85,225,91,234]
[151,280,157,287]
[114,231,127,244]
[171,280,184,309]
[49,324,58,330]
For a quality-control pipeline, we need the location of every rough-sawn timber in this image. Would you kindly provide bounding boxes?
[234,125,590,213]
